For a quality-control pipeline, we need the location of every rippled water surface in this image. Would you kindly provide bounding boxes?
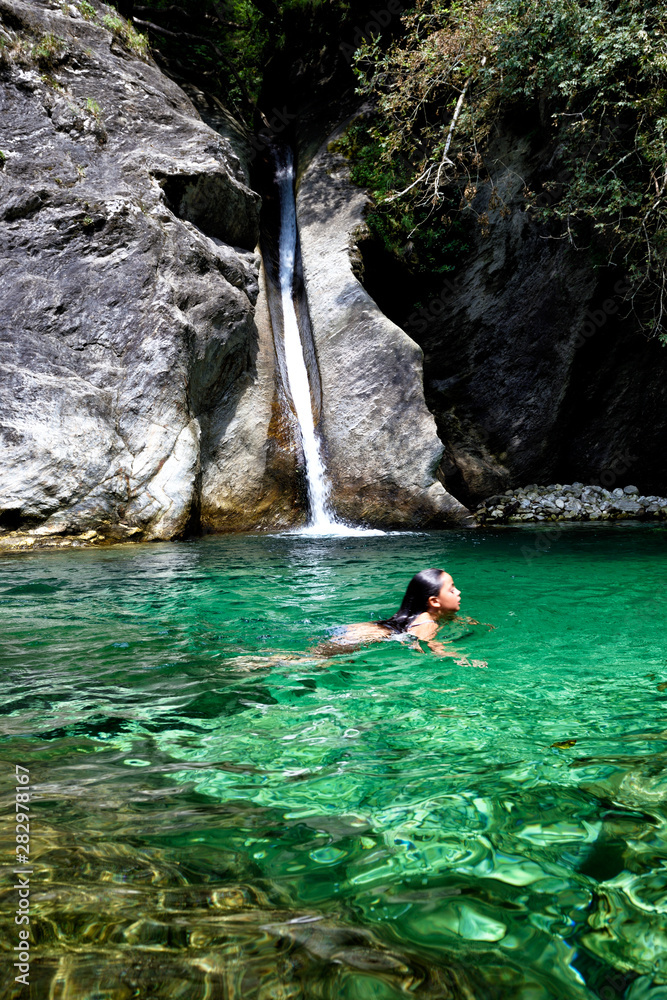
[1,526,666,1000]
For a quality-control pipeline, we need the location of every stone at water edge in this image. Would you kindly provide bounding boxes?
[0,0,301,545]
[473,484,667,523]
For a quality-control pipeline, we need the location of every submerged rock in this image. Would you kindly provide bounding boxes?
[0,0,301,545]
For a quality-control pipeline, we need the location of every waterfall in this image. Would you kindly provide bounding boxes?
[271,148,383,537]
[274,149,339,531]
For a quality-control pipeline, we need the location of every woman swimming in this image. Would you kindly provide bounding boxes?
[317,568,478,657]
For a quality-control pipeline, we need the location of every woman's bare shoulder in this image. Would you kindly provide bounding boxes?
[406,618,438,640]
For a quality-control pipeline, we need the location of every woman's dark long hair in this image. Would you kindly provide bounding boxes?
[376,568,446,633]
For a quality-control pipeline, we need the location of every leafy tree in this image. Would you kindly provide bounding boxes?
[108,0,409,125]
[349,0,667,340]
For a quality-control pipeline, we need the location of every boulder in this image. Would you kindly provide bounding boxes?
[0,0,300,545]
[611,499,642,515]
[296,130,473,528]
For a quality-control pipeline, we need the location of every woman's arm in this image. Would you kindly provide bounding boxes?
[454,615,496,630]
[426,639,463,657]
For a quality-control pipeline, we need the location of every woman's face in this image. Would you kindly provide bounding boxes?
[432,573,461,614]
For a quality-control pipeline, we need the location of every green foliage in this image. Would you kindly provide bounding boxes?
[78,0,98,18]
[102,12,150,57]
[85,96,102,119]
[31,32,69,68]
[101,12,121,30]
[351,0,667,340]
[105,0,267,111]
[335,122,468,274]
[105,0,406,122]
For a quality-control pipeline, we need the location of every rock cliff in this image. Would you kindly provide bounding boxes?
[358,131,667,507]
[8,2,658,541]
[296,133,474,528]
[0,0,301,547]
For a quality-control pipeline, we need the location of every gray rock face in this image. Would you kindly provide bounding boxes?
[296,133,473,528]
[0,0,300,547]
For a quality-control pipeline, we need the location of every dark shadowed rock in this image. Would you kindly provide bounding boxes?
[406,133,667,504]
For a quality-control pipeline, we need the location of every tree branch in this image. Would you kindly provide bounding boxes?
[383,165,434,204]
[132,18,255,108]
[434,76,472,195]
[135,5,245,30]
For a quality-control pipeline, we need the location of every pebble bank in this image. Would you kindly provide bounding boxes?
[474,484,667,524]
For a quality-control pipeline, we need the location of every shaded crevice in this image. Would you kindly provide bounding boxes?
[0,506,51,533]
[354,234,429,331]
[155,170,259,250]
[1,188,50,222]
[255,146,307,509]
[180,468,202,538]
[0,508,26,531]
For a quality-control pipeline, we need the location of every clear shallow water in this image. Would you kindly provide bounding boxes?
[1,526,666,999]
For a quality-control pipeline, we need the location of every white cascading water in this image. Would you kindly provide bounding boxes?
[274,148,384,537]
[275,149,339,531]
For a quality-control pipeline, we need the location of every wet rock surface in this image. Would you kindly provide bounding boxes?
[0,0,301,547]
[475,483,667,524]
[296,129,474,528]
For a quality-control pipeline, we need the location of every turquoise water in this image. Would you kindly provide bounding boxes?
[1,526,666,999]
